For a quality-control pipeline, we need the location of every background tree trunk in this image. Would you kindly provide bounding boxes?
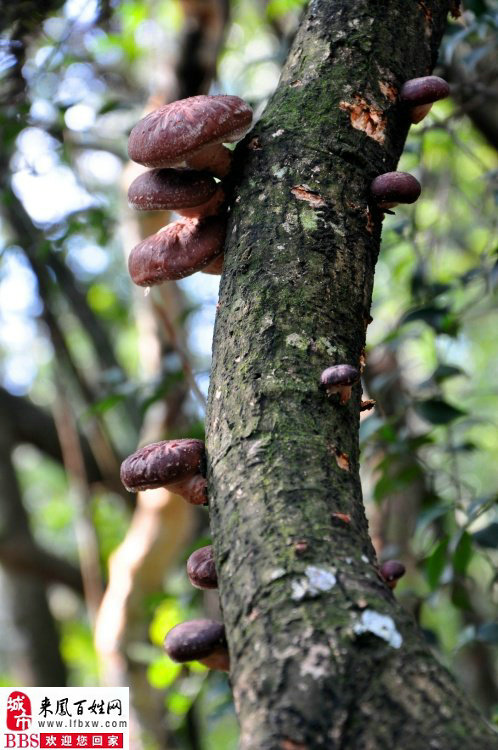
[206,1,498,747]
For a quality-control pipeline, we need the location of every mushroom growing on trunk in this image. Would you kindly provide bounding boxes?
[120,438,207,505]
[320,364,360,404]
[128,94,253,177]
[164,620,229,671]
[187,545,218,590]
[370,172,421,210]
[128,215,226,286]
[400,75,450,124]
[128,168,225,218]
[380,560,406,589]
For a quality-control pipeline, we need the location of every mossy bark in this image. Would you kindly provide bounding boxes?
[206,1,497,748]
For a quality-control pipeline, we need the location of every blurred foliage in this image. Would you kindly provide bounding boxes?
[0,0,497,747]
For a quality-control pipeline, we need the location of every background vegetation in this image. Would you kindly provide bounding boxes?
[0,0,497,748]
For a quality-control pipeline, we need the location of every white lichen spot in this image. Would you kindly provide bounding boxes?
[258,192,266,202]
[286,333,308,351]
[300,644,330,680]
[215,389,222,400]
[291,565,337,601]
[354,609,403,649]
[315,337,338,357]
[361,554,369,563]
[260,314,274,332]
[271,128,285,138]
[271,165,287,178]
[277,245,285,250]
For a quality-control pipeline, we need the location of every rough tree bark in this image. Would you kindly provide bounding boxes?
[206,1,498,748]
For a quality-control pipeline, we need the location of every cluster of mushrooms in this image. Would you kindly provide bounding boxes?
[121,75,449,672]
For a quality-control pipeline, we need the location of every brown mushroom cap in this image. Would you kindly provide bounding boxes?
[128,169,218,212]
[320,364,360,389]
[120,438,205,493]
[187,545,218,589]
[164,619,227,666]
[370,172,421,206]
[128,215,226,286]
[380,560,406,587]
[128,95,253,169]
[400,76,449,106]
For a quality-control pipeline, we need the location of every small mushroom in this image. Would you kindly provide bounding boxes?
[187,545,218,589]
[164,620,229,671]
[128,95,253,177]
[128,168,225,218]
[128,215,226,286]
[370,172,421,210]
[400,76,450,124]
[380,560,406,589]
[320,364,360,404]
[120,438,207,505]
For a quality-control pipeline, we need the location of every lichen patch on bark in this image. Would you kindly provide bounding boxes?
[300,644,330,680]
[291,566,337,601]
[339,95,386,143]
[354,609,403,648]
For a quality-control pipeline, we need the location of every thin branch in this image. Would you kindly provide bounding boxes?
[52,373,105,629]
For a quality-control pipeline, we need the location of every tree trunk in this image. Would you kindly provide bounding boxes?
[206,1,497,748]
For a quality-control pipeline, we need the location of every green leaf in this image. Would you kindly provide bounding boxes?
[403,305,449,328]
[147,656,181,689]
[433,364,466,382]
[473,522,498,548]
[451,581,472,611]
[452,531,473,575]
[414,399,466,425]
[417,504,453,532]
[425,536,449,590]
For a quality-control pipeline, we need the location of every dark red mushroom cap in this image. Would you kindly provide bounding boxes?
[120,438,205,493]
[128,95,253,169]
[400,76,449,106]
[187,545,217,589]
[128,169,218,212]
[370,172,421,206]
[128,215,226,286]
[320,364,360,388]
[380,560,406,587]
[164,619,227,665]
